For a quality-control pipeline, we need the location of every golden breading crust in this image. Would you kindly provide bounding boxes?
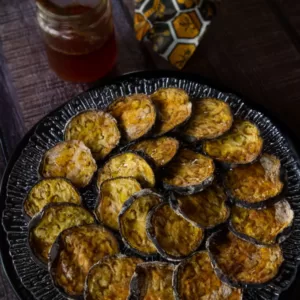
[230,200,293,245]
[24,178,81,218]
[175,251,242,300]
[85,255,143,300]
[107,94,156,141]
[95,177,142,230]
[147,203,204,260]
[29,204,94,264]
[129,262,174,300]
[203,120,263,164]
[208,231,283,285]
[119,190,162,255]
[225,153,283,204]
[65,110,120,160]
[184,98,233,140]
[130,136,179,167]
[51,225,119,296]
[174,183,229,228]
[151,88,192,135]
[40,140,97,188]
[97,152,155,190]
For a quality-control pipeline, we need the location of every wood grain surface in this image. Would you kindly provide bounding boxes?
[1,0,300,299]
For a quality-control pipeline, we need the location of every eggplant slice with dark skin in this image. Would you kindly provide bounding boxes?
[183,98,233,142]
[128,262,175,300]
[118,189,163,257]
[95,177,142,231]
[28,203,95,266]
[49,224,119,299]
[225,153,285,208]
[151,88,192,136]
[130,136,179,167]
[206,230,284,288]
[64,110,121,160]
[84,255,143,300]
[146,202,204,261]
[23,178,81,219]
[97,152,156,190]
[162,148,215,195]
[173,251,243,300]
[40,140,97,188]
[203,120,263,165]
[229,200,294,246]
[169,182,230,229]
[107,94,156,142]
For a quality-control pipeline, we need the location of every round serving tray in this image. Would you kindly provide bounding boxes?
[1,71,300,300]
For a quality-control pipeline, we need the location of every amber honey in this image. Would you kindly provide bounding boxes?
[36,0,117,82]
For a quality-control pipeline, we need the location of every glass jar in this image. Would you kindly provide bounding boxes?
[36,0,117,82]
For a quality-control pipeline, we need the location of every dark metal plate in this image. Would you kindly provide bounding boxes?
[1,71,300,300]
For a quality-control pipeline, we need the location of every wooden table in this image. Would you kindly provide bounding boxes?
[1,0,300,299]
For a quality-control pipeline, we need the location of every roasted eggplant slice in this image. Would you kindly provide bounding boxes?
[173,251,243,300]
[107,94,156,142]
[206,230,283,288]
[95,177,142,230]
[151,88,192,135]
[230,200,294,245]
[162,149,215,195]
[64,110,120,160]
[170,183,230,228]
[49,224,119,298]
[28,203,95,266]
[146,203,204,261]
[84,255,143,300]
[225,153,285,208]
[24,178,81,218]
[40,140,97,188]
[130,136,179,167]
[129,262,175,300]
[183,98,233,142]
[203,120,263,165]
[97,152,155,190]
[119,189,163,257]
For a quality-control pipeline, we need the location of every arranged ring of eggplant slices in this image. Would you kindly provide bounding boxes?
[173,251,243,300]
[49,224,119,298]
[28,203,95,267]
[203,120,263,166]
[118,189,163,257]
[64,110,121,160]
[146,202,204,261]
[128,261,175,300]
[107,94,156,142]
[162,148,215,195]
[23,178,81,219]
[183,97,233,142]
[229,200,294,246]
[84,254,143,300]
[150,88,192,136]
[129,136,179,167]
[26,88,295,298]
[95,177,142,231]
[224,153,286,208]
[206,230,284,288]
[40,140,97,188]
[169,182,230,229]
[97,152,155,190]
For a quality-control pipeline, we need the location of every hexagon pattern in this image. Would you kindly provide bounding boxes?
[134,0,220,69]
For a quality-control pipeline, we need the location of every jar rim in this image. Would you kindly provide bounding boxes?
[36,0,105,21]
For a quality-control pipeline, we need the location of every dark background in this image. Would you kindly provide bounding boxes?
[1,0,300,299]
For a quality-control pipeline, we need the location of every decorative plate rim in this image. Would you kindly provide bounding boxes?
[1,70,300,300]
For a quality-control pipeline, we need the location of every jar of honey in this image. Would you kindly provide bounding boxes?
[36,0,117,82]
